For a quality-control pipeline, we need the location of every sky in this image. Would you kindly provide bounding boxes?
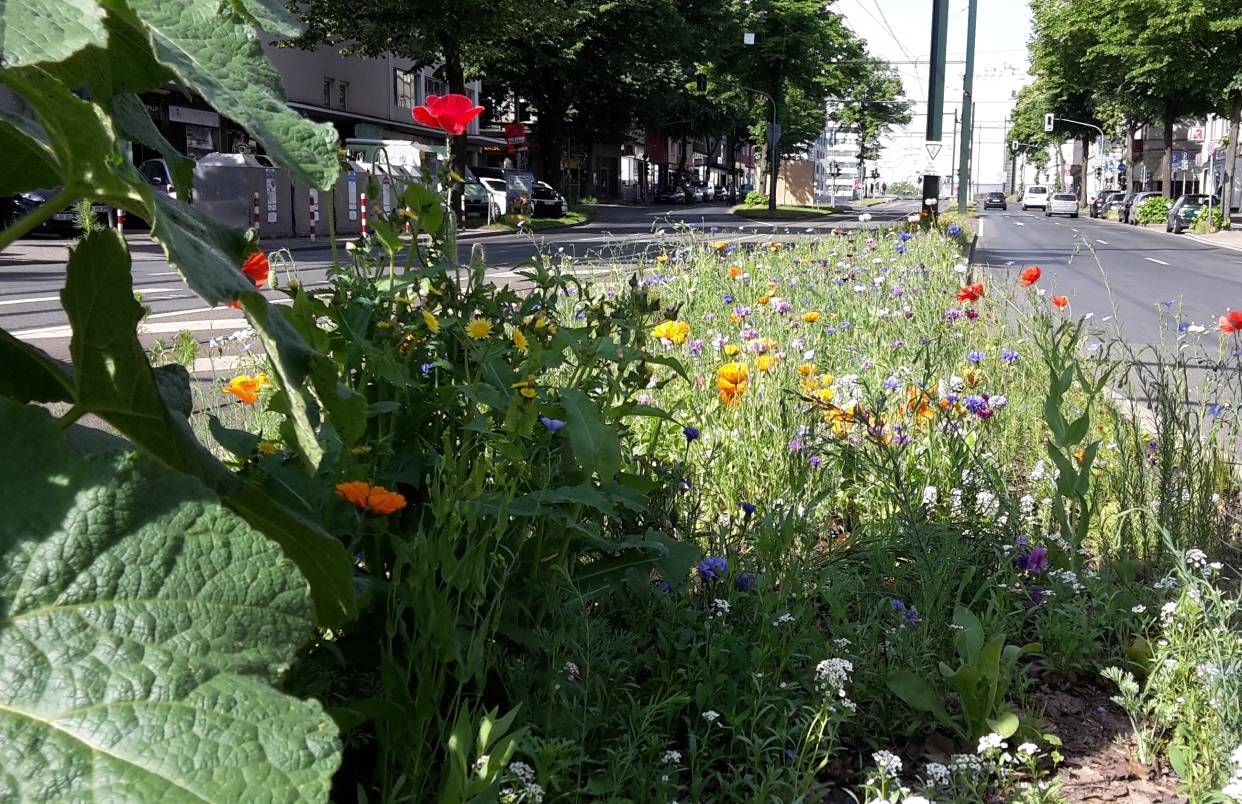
[834,0,1035,188]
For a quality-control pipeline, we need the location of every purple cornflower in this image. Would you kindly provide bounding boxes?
[788,435,805,452]
[947,224,962,235]
[895,244,906,253]
[775,300,793,314]
[809,454,822,468]
[741,501,757,517]
[839,321,851,329]
[420,363,435,376]
[889,598,921,625]
[723,293,734,304]
[683,426,701,442]
[1023,588,1046,609]
[884,376,900,391]
[945,309,964,322]
[899,232,912,242]
[891,339,905,349]
[697,556,728,582]
[540,416,566,431]
[1001,349,1021,364]
[963,395,987,413]
[967,350,986,363]
[740,327,760,340]
[1207,403,1224,416]
[735,571,756,591]
[733,306,752,319]
[965,308,980,320]
[688,339,705,356]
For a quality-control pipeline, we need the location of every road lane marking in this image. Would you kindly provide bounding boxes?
[0,287,177,307]
[1145,257,1170,266]
[1014,222,1024,227]
[1096,239,1109,245]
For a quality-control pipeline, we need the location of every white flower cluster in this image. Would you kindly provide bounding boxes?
[702,710,720,723]
[814,657,853,695]
[924,761,950,787]
[977,733,1007,754]
[772,612,797,626]
[949,753,983,777]
[1048,568,1085,594]
[1185,548,1209,570]
[1223,743,1242,802]
[501,761,544,804]
[975,490,999,518]
[710,598,731,619]
[564,661,580,680]
[872,750,902,775]
[1019,494,1037,520]
[661,750,682,765]
[922,485,938,508]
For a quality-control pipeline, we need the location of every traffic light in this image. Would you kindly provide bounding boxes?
[1043,113,1055,133]
[1011,140,1019,152]
[695,74,707,93]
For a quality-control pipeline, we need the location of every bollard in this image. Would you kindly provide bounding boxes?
[308,188,318,241]
[115,208,125,234]
[360,192,368,237]
[252,192,261,234]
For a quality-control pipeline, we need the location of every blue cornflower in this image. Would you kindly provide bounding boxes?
[723,293,734,304]
[683,426,701,442]
[895,244,906,253]
[741,502,756,517]
[947,223,962,235]
[884,375,900,391]
[963,394,987,413]
[1001,349,1021,364]
[540,416,566,431]
[735,571,756,591]
[697,555,728,582]
[1207,403,1224,416]
[1178,321,1190,333]
[420,362,435,376]
[839,321,851,329]
[967,350,986,363]
[899,231,912,242]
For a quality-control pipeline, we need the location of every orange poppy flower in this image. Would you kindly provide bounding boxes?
[1051,295,1069,309]
[956,282,985,302]
[1219,310,1242,333]
[335,481,407,515]
[716,362,748,405]
[1019,266,1041,287]
[221,373,269,404]
[242,251,270,288]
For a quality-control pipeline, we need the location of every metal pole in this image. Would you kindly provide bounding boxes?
[949,110,958,196]
[956,0,978,213]
[926,0,950,142]
[768,97,778,212]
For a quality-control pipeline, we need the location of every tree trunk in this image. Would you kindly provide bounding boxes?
[581,138,595,200]
[1224,92,1241,216]
[768,85,780,212]
[443,50,468,221]
[1162,100,1174,197]
[535,89,567,193]
[1081,133,1091,201]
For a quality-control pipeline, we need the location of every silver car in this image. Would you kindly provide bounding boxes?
[1045,192,1079,218]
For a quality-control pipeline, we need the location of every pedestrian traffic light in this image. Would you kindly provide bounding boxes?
[1043,113,1055,133]
[695,73,707,93]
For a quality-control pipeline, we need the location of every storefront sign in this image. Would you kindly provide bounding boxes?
[264,168,278,224]
[169,105,220,128]
[503,122,526,154]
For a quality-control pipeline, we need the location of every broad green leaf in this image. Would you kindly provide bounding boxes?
[0,0,106,67]
[987,711,1021,739]
[145,191,253,304]
[123,0,340,189]
[228,0,303,37]
[953,606,985,663]
[0,119,58,194]
[514,484,614,514]
[886,669,961,736]
[61,231,355,626]
[560,388,622,480]
[0,330,72,403]
[0,399,341,801]
[47,3,171,100]
[209,413,262,457]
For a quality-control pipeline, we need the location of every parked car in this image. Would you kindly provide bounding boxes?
[1089,190,1122,219]
[462,179,494,220]
[1,189,112,235]
[1125,191,1163,224]
[1114,191,1137,221]
[655,185,686,204]
[1166,194,1217,233]
[712,185,728,202]
[1020,185,1050,211]
[478,177,509,215]
[531,181,568,217]
[982,191,1007,210]
[1045,192,1080,218]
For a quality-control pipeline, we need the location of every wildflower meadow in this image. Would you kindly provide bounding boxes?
[1,5,1240,803]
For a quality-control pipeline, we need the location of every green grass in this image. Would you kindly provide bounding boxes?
[467,204,594,233]
[730,203,843,220]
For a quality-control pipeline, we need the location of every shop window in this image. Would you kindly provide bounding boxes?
[338,81,350,111]
[395,69,416,109]
[423,75,447,102]
[322,77,335,108]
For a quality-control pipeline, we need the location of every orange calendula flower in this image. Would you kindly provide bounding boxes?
[801,311,821,323]
[335,481,407,516]
[651,320,690,344]
[221,373,269,404]
[797,363,817,377]
[758,294,772,305]
[714,242,730,251]
[242,251,270,289]
[716,362,748,405]
[757,354,777,372]
[728,264,743,278]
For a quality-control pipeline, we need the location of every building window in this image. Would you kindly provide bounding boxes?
[322,77,335,108]
[395,68,416,109]
[423,74,447,102]
[338,81,350,110]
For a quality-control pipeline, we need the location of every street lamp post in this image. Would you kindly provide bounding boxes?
[1052,116,1105,201]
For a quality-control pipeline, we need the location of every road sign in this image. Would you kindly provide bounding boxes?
[926,142,942,160]
[766,123,782,146]
[1105,158,1115,171]
[1189,125,1206,142]
[1044,113,1055,133]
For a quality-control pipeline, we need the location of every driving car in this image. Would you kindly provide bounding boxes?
[1020,185,1050,211]
[1166,194,1217,233]
[982,191,1007,210]
[1,189,112,234]
[530,181,568,217]
[1045,192,1079,218]
[1124,191,1163,224]
[1089,190,1122,219]
[655,185,686,204]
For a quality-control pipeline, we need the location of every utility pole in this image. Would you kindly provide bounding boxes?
[923,0,949,217]
[956,0,978,213]
[949,110,958,196]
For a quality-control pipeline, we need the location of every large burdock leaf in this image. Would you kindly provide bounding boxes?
[0,0,107,67]
[0,399,341,801]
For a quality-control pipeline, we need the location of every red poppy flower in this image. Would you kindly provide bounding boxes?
[1051,295,1069,309]
[1019,266,1041,287]
[242,251,269,289]
[1219,310,1242,333]
[412,94,485,136]
[956,282,985,303]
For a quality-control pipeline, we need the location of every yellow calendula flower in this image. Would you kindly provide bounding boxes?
[656,254,668,264]
[222,373,269,405]
[962,366,982,388]
[758,294,772,305]
[797,363,817,376]
[422,309,440,333]
[512,376,537,399]
[651,320,690,344]
[512,328,529,353]
[466,319,493,340]
[257,441,277,455]
[801,311,821,323]
[724,343,740,357]
[757,354,777,372]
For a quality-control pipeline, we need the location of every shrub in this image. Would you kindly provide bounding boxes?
[1193,204,1229,233]
[744,189,769,206]
[1137,195,1172,224]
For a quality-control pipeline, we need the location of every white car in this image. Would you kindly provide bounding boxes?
[1020,185,1050,211]
[1045,192,1079,218]
[478,177,508,215]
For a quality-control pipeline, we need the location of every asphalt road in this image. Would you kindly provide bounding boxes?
[1,200,919,372]
[973,208,1242,345]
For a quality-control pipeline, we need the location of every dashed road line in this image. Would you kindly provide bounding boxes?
[1145,257,1170,266]
[1096,239,1110,245]
[0,287,177,307]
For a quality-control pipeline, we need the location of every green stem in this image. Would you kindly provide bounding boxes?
[56,404,86,431]
[0,188,75,252]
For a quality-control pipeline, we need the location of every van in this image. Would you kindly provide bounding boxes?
[1020,185,1050,211]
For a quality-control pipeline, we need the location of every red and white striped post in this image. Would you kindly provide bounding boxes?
[166,184,177,200]
[360,191,368,237]
[308,188,318,241]
[252,192,261,234]
[115,208,125,234]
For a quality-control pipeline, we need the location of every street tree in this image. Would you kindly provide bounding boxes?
[832,60,911,198]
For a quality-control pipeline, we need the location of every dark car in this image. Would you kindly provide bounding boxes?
[1089,190,1122,219]
[1125,191,1163,225]
[654,185,686,204]
[1,189,112,235]
[982,191,1007,210]
[1166,194,1217,233]
[462,179,494,220]
[530,181,568,217]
